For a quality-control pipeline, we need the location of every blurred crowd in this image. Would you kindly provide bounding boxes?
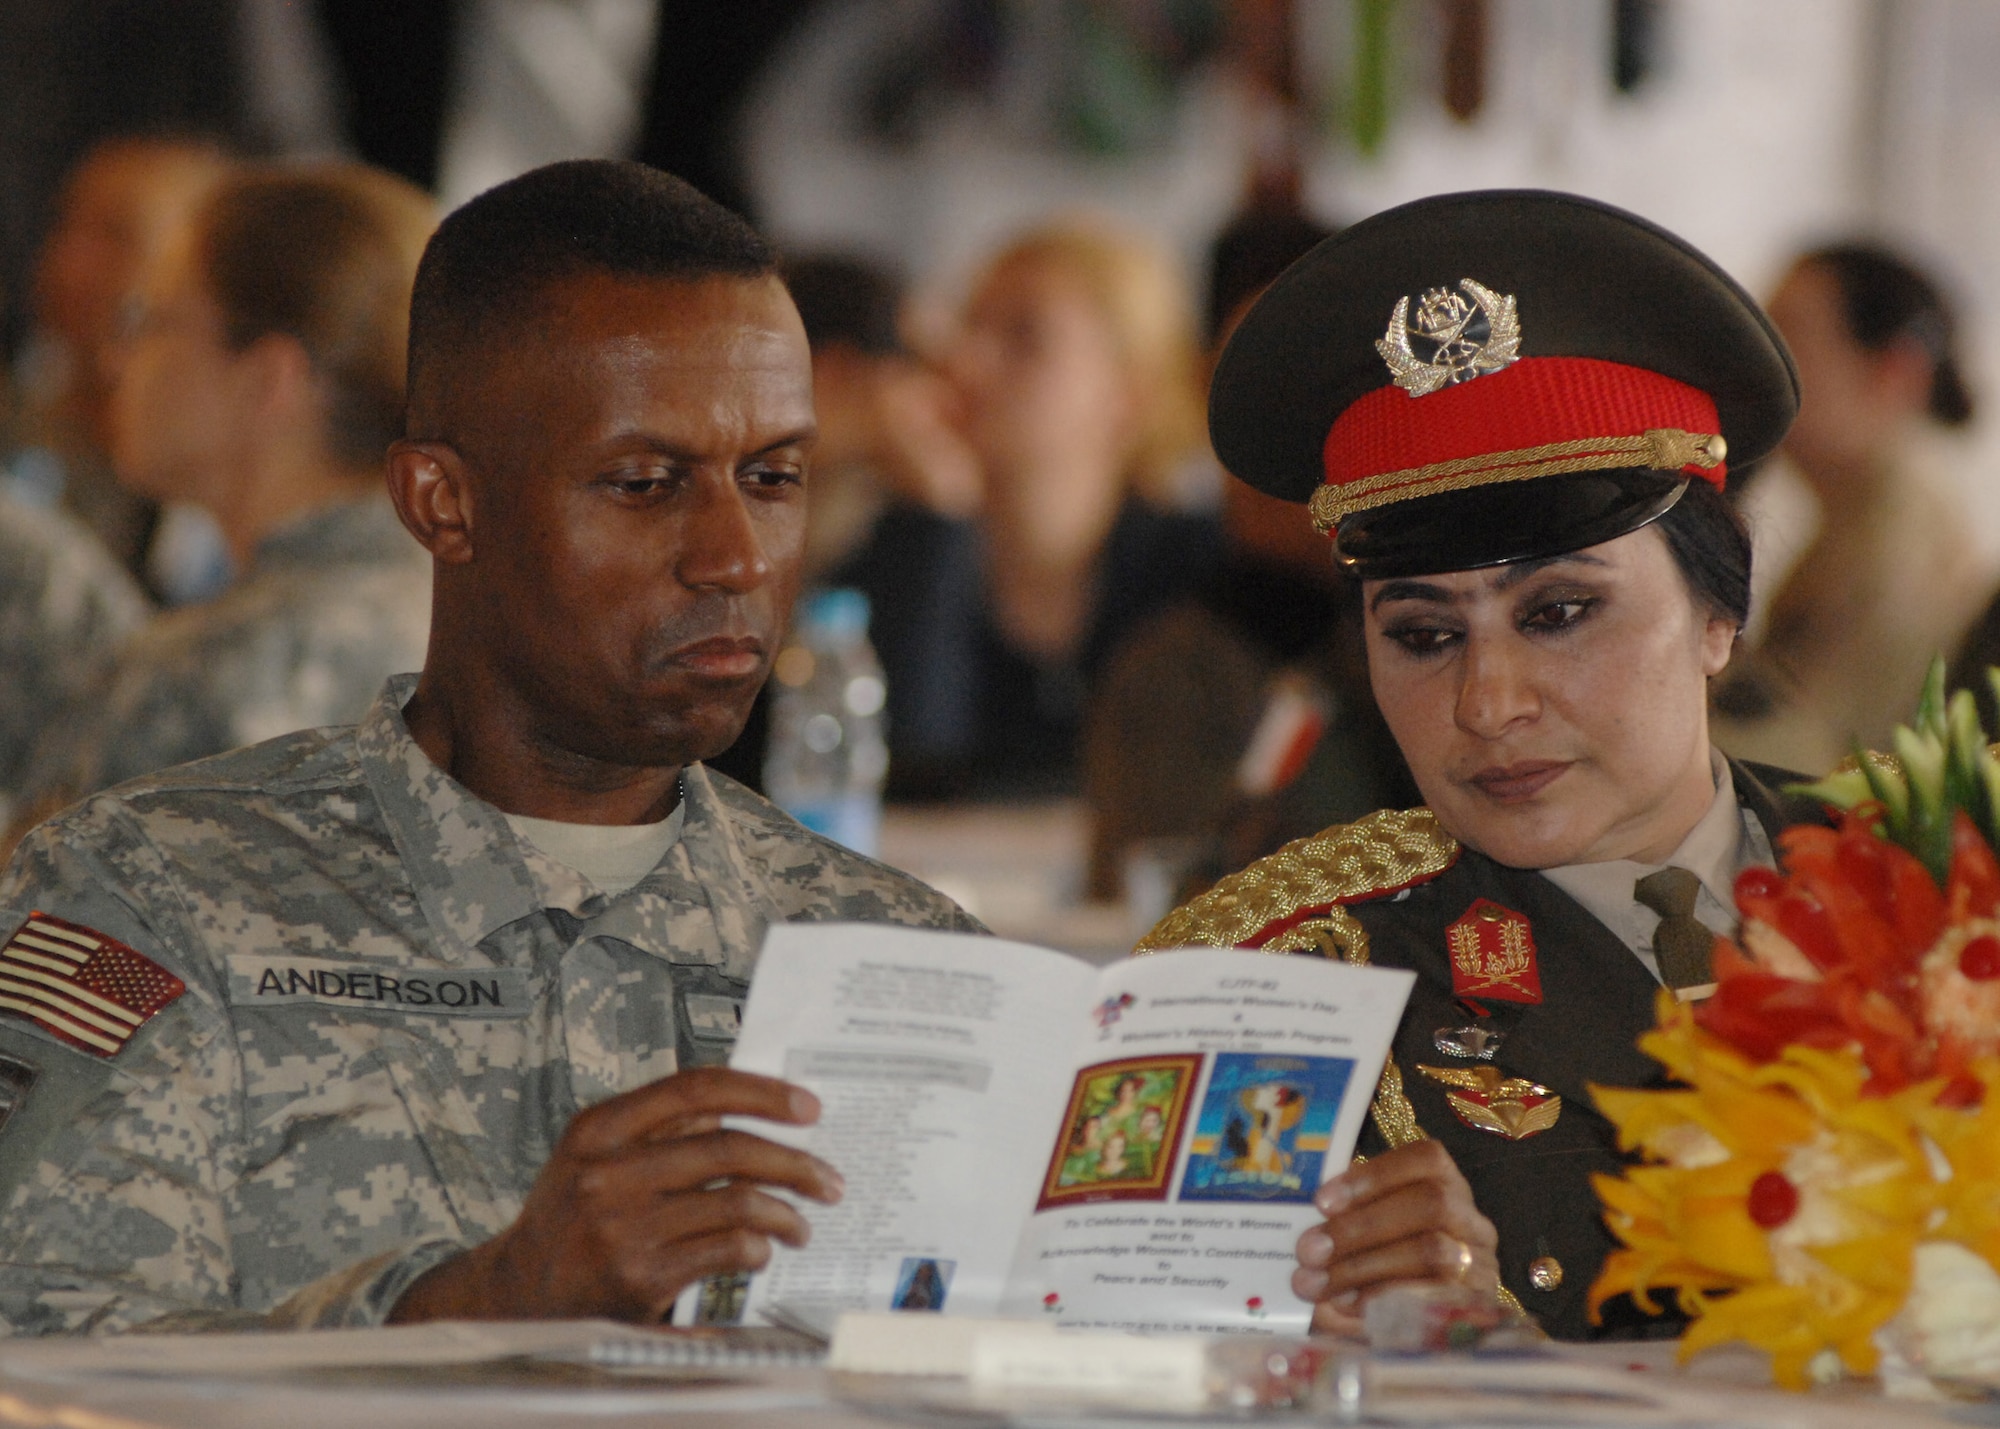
[1,140,434,839]
[2,126,1995,908]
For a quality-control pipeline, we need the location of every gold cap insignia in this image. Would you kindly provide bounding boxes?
[1376,278,1521,397]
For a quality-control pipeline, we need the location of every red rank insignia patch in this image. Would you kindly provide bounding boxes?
[0,913,185,1058]
[1445,899,1542,1004]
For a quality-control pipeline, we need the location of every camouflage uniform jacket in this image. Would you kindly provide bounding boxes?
[0,496,149,825]
[20,494,430,802]
[0,675,978,1334]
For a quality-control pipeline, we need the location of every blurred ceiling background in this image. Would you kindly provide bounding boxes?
[2,0,1995,540]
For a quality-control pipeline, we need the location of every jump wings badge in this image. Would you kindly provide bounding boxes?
[1416,1063,1562,1141]
[1376,278,1520,397]
[1446,898,1542,1004]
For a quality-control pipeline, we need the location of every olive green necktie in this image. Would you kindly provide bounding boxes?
[1633,866,1716,995]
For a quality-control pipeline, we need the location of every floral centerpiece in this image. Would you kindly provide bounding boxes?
[1589,664,2000,1391]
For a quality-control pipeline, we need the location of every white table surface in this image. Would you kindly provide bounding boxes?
[879,800,1139,963]
[0,1325,1987,1429]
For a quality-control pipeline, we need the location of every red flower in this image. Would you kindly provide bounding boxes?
[1700,811,2000,1093]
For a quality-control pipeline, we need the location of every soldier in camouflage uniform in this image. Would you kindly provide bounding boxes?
[0,161,975,1333]
[0,678,973,1333]
[19,495,429,801]
[14,163,437,813]
[0,494,149,826]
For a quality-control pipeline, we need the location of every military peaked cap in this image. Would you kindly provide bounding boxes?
[1209,189,1798,578]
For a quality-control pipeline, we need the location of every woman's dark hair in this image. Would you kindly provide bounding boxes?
[1800,242,1974,427]
[1656,478,1752,629]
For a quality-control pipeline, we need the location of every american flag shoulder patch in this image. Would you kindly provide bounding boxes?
[0,912,185,1059]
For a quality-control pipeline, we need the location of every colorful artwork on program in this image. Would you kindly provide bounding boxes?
[1036,1054,1200,1209]
[1177,1053,1352,1204]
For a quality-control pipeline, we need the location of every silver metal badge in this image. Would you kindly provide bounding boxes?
[1376,278,1521,397]
[1433,1023,1503,1060]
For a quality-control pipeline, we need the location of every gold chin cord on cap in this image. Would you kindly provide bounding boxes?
[1309,428,1727,536]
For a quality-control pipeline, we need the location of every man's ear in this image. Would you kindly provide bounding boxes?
[387,439,476,565]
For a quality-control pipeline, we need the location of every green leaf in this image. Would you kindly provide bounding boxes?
[1947,690,1989,834]
[1982,753,2000,854]
[1894,724,1954,882]
[1895,725,1946,810]
[1857,746,1912,840]
[1916,657,1950,739]
[1787,766,1876,812]
[1788,663,2000,881]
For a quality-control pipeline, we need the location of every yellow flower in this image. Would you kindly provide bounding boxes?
[1909,1062,2000,1268]
[1590,996,1938,1389]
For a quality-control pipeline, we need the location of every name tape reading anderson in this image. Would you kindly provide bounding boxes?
[226,956,531,1018]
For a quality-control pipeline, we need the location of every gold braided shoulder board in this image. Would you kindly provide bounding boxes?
[1131,808,1458,1148]
[1133,812,1452,1163]
[1133,807,1459,962]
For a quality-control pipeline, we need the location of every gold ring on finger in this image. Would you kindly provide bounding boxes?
[1451,1238,1473,1284]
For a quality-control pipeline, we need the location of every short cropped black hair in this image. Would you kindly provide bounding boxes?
[406,159,775,433]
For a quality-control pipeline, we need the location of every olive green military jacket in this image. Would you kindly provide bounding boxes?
[1138,760,1827,1341]
[0,675,978,1334]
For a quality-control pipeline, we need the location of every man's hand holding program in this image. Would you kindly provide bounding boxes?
[391,1067,839,1323]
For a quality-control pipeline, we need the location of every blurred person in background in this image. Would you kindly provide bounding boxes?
[1950,573,2000,731]
[10,162,435,828]
[1713,242,1986,774]
[787,253,979,581]
[6,137,233,584]
[708,250,980,793]
[0,491,148,829]
[782,252,981,797]
[1086,204,1417,903]
[863,220,1219,798]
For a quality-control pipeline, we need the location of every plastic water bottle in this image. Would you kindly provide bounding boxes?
[765,588,889,856]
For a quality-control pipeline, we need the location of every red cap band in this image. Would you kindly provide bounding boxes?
[1313,357,1726,530]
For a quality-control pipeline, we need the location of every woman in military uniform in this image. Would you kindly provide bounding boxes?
[1136,191,1818,1341]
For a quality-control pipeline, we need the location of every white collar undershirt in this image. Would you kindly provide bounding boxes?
[504,802,687,898]
[1539,748,1773,985]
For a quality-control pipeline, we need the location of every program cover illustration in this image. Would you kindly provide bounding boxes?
[1177,1053,1352,1203]
[1036,1054,1200,1209]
